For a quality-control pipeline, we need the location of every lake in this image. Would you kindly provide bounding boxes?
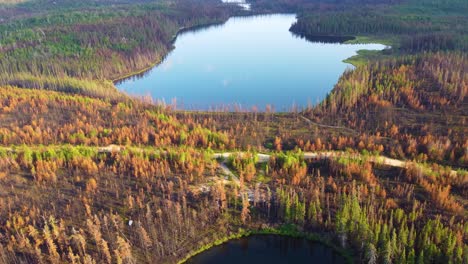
[186,235,347,264]
[116,14,385,111]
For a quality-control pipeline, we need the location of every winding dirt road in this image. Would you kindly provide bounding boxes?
[215,151,405,169]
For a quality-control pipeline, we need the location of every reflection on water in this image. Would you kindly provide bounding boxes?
[186,235,347,264]
[116,14,386,111]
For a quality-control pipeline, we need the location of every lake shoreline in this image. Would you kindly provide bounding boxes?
[115,13,387,111]
[111,12,296,84]
[112,20,229,84]
[177,225,354,264]
[112,13,373,85]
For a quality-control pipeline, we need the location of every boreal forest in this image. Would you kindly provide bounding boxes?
[0,0,466,263]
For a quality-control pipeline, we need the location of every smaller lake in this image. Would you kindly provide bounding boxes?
[116,14,386,111]
[186,235,347,264]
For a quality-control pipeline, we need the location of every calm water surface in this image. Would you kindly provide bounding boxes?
[116,14,385,111]
[186,235,347,264]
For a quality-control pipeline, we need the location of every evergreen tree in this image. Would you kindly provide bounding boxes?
[408,248,416,264]
[417,250,425,264]
[382,240,393,264]
[364,242,378,264]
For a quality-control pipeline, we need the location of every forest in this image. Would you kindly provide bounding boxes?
[0,0,234,94]
[0,85,466,263]
[0,0,467,263]
[286,0,468,52]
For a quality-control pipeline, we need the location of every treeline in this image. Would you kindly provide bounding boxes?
[0,73,122,100]
[302,52,467,166]
[273,185,466,263]
[0,145,229,263]
[400,34,468,53]
[0,145,217,183]
[291,9,423,35]
[249,0,404,13]
[0,1,156,18]
[173,102,466,168]
[321,52,466,112]
[0,86,234,149]
[0,146,466,263]
[0,0,232,87]
[286,0,468,52]
[255,155,467,263]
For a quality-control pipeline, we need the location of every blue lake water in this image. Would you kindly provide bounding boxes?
[186,235,347,264]
[116,14,385,111]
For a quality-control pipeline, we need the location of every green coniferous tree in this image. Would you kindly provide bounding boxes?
[417,250,425,264]
[408,248,416,264]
